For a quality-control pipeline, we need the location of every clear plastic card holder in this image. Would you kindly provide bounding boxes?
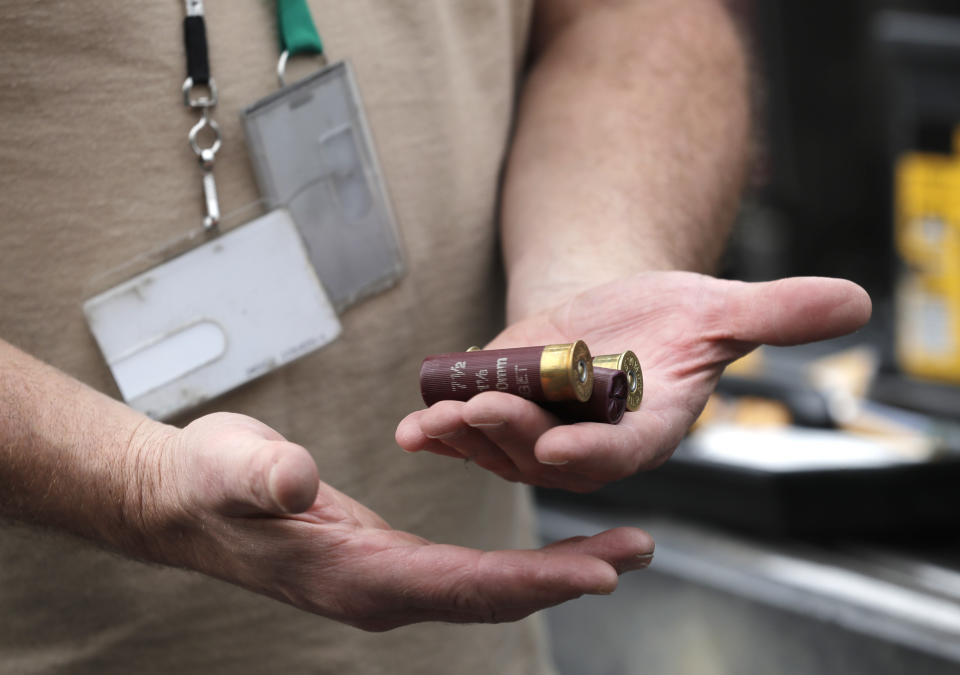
[241,60,405,313]
[83,206,342,420]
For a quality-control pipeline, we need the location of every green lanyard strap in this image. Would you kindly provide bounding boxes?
[277,0,323,56]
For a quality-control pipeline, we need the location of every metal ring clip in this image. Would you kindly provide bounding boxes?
[277,50,328,88]
[182,76,218,108]
[277,50,291,88]
[188,110,222,159]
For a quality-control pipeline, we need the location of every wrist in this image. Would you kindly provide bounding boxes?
[503,230,701,323]
[0,342,192,562]
[506,262,651,325]
[110,418,183,562]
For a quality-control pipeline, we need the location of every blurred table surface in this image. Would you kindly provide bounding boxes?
[538,500,960,675]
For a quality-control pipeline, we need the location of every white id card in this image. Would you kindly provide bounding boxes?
[242,60,404,312]
[83,209,341,420]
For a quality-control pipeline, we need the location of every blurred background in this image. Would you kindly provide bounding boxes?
[537,1,960,673]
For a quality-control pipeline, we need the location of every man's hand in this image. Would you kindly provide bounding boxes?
[396,272,871,492]
[138,413,655,631]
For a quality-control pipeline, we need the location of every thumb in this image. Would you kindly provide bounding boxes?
[182,415,320,516]
[721,277,872,346]
[239,439,320,516]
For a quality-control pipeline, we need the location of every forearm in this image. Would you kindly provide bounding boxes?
[502,0,751,322]
[0,338,174,553]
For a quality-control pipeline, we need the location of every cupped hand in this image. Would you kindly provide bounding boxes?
[395,271,872,492]
[131,413,653,631]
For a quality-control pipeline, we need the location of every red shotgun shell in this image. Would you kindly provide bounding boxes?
[420,341,594,406]
[593,351,643,411]
[548,367,629,424]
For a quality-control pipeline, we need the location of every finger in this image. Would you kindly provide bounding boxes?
[531,411,671,481]
[533,474,610,494]
[264,442,321,514]
[395,409,431,452]
[418,439,468,460]
[719,277,872,346]
[460,393,611,490]
[191,435,320,517]
[395,410,463,459]
[379,544,621,623]
[461,392,563,473]
[398,400,608,489]
[543,527,655,574]
[437,429,520,479]
[415,401,520,478]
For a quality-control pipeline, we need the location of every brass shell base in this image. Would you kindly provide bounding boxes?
[540,340,594,402]
[593,350,643,411]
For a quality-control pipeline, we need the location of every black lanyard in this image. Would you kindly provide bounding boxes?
[178,1,326,230]
[181,0,221,231]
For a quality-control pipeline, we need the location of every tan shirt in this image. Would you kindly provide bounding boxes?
[0,2,553,673]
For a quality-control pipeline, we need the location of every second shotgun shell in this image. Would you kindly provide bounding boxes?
[593,350,643,411]
[420,341,594,406]
[548,367,629,424]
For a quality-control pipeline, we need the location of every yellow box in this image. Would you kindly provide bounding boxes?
[895,130,960,382]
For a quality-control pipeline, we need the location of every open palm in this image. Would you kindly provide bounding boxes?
[396,271,871,492]
[148,413,655,631]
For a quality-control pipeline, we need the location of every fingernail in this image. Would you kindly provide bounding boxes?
[538,458,569,466]
[623,553,654,572]
[591,586,615,596]
[468,420,505,429]
[267,462,288,513]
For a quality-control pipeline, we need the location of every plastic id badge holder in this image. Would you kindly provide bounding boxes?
[241,61,404,313]
[83,210,341,420]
